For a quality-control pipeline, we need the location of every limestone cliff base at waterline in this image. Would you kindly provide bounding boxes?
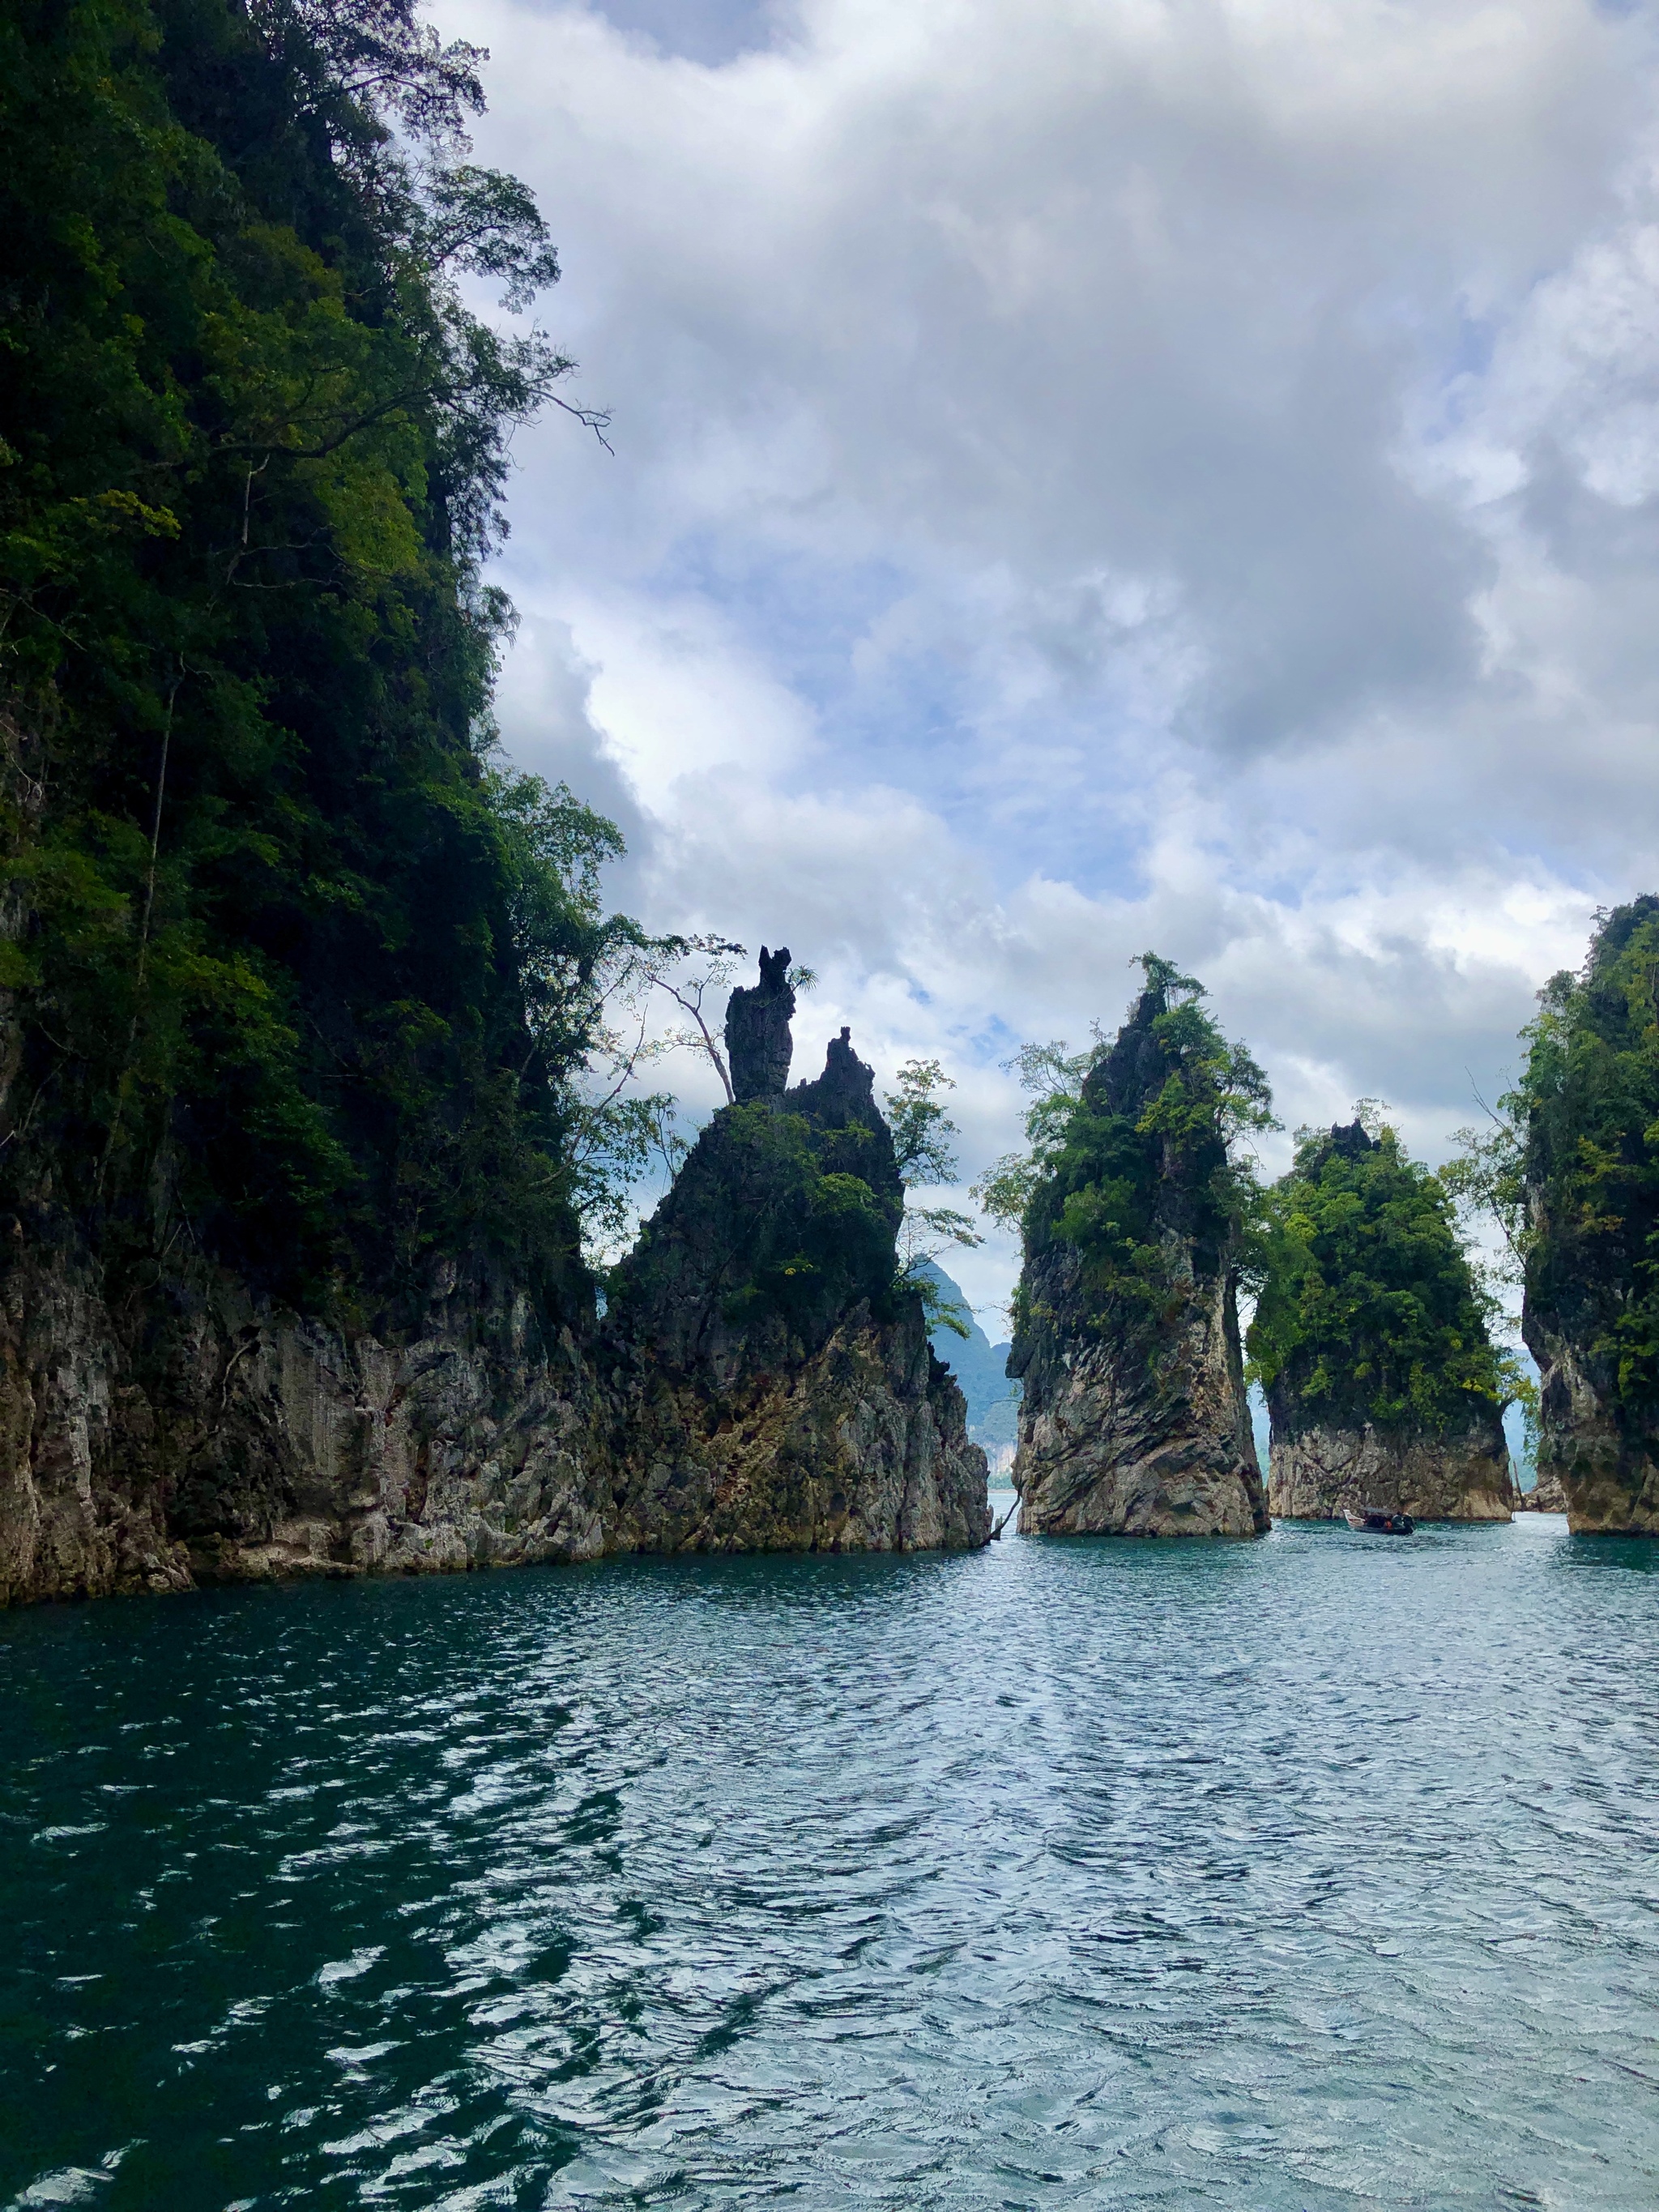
[603,1306,990,1555]
[0,1238,990,1608]
[600,1023,991,1557]
[0,1003,993,1606]
[1525,1317,1659,1532]
[1011,1258,1268,1538]
[1266,1415,1512,1523]
[0,1243,609,1607]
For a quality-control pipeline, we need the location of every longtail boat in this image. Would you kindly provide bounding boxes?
[1344,1505,1414,1535]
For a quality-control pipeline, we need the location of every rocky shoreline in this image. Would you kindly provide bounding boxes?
[0,967,989,1608]
[1266,1412,1512,1524]
[1009,976,1268,1540]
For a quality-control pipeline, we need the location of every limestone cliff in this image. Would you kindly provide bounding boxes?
[601,1019,992,1554]
[724,945,796,1102]
[1009,980,1269,1539]
[1524,1302,1659,1531]
[1515,1462,1568,1514]
[1512,898,1659,1531]
[1266,1409,1512,1522]
[1255,1119,1513,1523]
[0,0,982,1610]
[0,1233,606,1606]
[0,964,991,1606]
[1012,1248,1266,1535]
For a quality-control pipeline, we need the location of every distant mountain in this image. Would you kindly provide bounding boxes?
[921,1262,1021,1467]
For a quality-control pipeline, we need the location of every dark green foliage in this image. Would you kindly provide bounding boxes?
[1248,1121,1511,1433]
[1015,957,1274,1331]
[605,1023,915,1377]
[1510,896,1659,1414]
[606,1089,906,1371]
[885,1058,959,1185]
[883,1056,980,1334]
[0,0,624,1316]
[711,1106,901,1334]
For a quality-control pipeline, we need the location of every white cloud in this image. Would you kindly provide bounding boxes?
[565,591,817,796]
[435,0,1659,1301]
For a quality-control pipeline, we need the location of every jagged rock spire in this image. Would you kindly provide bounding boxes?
[724,946,795,1103]
[1325,1119,1375,1161]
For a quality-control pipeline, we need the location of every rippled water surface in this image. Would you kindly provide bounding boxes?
[3,1510,1658,2210]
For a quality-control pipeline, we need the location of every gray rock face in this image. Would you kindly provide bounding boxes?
[1524,1308,1659,1531]
[603,1023,992,1555]
[0,995,992,1607]
[1008,985,1267,1539]
[1267,1408,1512,1522]
[601,1308,991,1556]
[724,944,795,1102]
[1012,1245,1267,1536]
[1515,1463,1569,1513]
[1325,1117,1374,1163]
[0,1245,606,1606]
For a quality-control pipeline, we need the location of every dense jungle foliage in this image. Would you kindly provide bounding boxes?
[706,1103,902,1338]
[1474,895,1659,1417]
[606,1071,907,1359]
[1247,1119,1513,1434]
[983,956,1276,1334]
[0,0,632,1317]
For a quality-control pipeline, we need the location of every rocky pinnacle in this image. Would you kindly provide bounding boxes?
[724,946,795,1102]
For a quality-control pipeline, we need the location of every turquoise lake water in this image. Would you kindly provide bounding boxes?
[2,1509,1657,2210]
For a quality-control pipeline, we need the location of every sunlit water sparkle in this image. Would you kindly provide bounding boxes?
[2,1509,1656,2210]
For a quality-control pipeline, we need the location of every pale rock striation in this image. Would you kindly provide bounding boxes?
[1524,1309,1659,1531]
[601,1020,992,1554]
[0,1241,605,1607]
[1012,1247,1267,1535]
[1009,988,1267,1539]
[1514,1463,1569,1514]
[1266,1410,1512,1522]
[0,954,990,1606]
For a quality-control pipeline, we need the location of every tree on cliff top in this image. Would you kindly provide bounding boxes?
[978,955,1274,1328]
[1475,895,1659,1417]
[883,1057,981,1339]
[1248,1114,1516,1433]
[0,0,626,1313]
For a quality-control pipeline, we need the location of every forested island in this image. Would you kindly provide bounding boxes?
[0,0,988,1603]
[2,2,1657,1612]
[987,922,1659,1540]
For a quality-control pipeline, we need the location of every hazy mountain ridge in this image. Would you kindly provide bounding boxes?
[921,1262,1021,1470]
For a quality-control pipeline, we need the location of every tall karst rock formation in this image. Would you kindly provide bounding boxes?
[1009,974,1269,1538]
[0,0,989,1610]
[1257,1122,1512,1523]
[601,954,992,1553]
[0,952,990,1606]
[1520,896,1659,1531]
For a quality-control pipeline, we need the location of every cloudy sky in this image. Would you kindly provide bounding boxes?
[437,0,1659,1322]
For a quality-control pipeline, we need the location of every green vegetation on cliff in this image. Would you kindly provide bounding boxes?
[606,1028,909,1363]
[697,1100,901,1337]
[1247,1117,1513,1433]
[979,955,1275,1334]
[0,0,627,1315]
[1464,895,1659,1418]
